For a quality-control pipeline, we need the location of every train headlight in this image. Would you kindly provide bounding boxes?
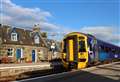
[62,53,66,59]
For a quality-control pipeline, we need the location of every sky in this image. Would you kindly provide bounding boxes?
[0,0,120,46]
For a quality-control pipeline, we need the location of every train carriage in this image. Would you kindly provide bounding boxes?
[62,32,120,69]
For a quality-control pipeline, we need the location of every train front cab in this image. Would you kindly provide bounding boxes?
[78,34,88,69]
[62,33,88,69]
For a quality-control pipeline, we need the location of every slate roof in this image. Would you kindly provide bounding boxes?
[0,24,47,47]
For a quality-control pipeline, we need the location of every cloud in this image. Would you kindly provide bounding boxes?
[0,0,68,41]
[0,0,61,31]
[39,22,61,31]
[0,0,120,46]
[80,26,120,46]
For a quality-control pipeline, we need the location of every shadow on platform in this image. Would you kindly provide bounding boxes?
[17,68,120,82]
[46,69,119,82]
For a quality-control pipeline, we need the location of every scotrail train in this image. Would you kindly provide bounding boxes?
[61,32,120,69]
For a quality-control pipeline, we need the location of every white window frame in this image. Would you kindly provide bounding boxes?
[35,49,37,62]
[7,48,14,57]
[20,48,24,58]
[0,37,2,44]
[11,33,18,41]
[34,35,40,44]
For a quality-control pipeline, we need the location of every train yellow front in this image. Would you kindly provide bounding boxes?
[62,32,120,69]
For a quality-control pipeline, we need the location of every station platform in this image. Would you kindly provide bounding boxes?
[0,62,50,69]
[20,61,120,82]
[0,62,51,81]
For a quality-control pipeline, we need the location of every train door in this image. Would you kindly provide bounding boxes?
[98,46,109,61]
[78,36,88,69]
[65,35,78,69]
[88,38,97,62]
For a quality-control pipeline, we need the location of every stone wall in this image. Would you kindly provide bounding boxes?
[0,44,48,63]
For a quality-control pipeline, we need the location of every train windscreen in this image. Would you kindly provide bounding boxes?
[79,40,86,52]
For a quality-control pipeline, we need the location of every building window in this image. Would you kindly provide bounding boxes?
[0,37,2,44]
[11,33,18,41]
[34,35,40,44]
[7,48,14,57]
[29,32,32,37]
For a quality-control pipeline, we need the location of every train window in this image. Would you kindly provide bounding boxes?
[79,40,86,52]
[100,46,104,51]
[79,37,84,39]
[89,43,93,51]
[107,47,109,52]
[99,45,105,51]
[63,39,66,53]
[112,49,115,53]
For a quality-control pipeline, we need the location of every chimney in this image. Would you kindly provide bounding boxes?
[33,24,40,32]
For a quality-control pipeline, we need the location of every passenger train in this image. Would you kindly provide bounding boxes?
[62,32,120,69]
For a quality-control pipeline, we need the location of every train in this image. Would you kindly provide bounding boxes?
[61,32,120,69]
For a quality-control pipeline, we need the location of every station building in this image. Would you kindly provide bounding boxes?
[0,24,49,63]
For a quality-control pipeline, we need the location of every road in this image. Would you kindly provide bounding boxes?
[19,62,120,82]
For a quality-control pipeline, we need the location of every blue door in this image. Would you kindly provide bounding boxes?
[16,49,21,59]
[32,50,35,62]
